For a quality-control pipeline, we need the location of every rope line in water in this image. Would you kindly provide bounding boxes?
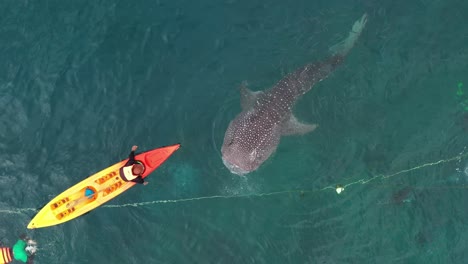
[2,151,467,214]
[102,190,294,208]
[0,208,37,214]
[338,151,468,191]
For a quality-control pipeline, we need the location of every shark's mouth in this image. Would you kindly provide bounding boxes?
[222,158,249,175]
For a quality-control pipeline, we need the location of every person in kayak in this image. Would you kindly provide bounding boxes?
[119,145,148,185]
[0,235,37,264]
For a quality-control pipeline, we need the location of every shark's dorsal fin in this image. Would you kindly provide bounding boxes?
[281,115,318,135]
[240,81,263,111]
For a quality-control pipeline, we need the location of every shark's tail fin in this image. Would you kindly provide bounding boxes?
[329,13,368,57]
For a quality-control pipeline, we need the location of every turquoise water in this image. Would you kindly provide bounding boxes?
[1,0,468,263]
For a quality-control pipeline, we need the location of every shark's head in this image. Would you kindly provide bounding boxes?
[221,111,280,175]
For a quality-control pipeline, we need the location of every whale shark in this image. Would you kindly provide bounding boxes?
[221,14,368,175]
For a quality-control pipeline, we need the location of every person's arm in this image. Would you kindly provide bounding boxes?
[125,145,138,166]
[129,145,138,162]
[26,254,34,264]
[131,176,147,185]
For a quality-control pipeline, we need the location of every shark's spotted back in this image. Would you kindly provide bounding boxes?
[222,14,368,175]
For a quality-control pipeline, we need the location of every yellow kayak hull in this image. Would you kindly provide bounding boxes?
[28,144,180,229]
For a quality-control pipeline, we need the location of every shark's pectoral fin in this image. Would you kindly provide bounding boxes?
[240,81,263,110]
[281,115,318,135]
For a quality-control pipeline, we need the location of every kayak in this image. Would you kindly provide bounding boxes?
[27,144,180,229]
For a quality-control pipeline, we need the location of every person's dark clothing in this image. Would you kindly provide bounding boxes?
[124,150,145,184]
